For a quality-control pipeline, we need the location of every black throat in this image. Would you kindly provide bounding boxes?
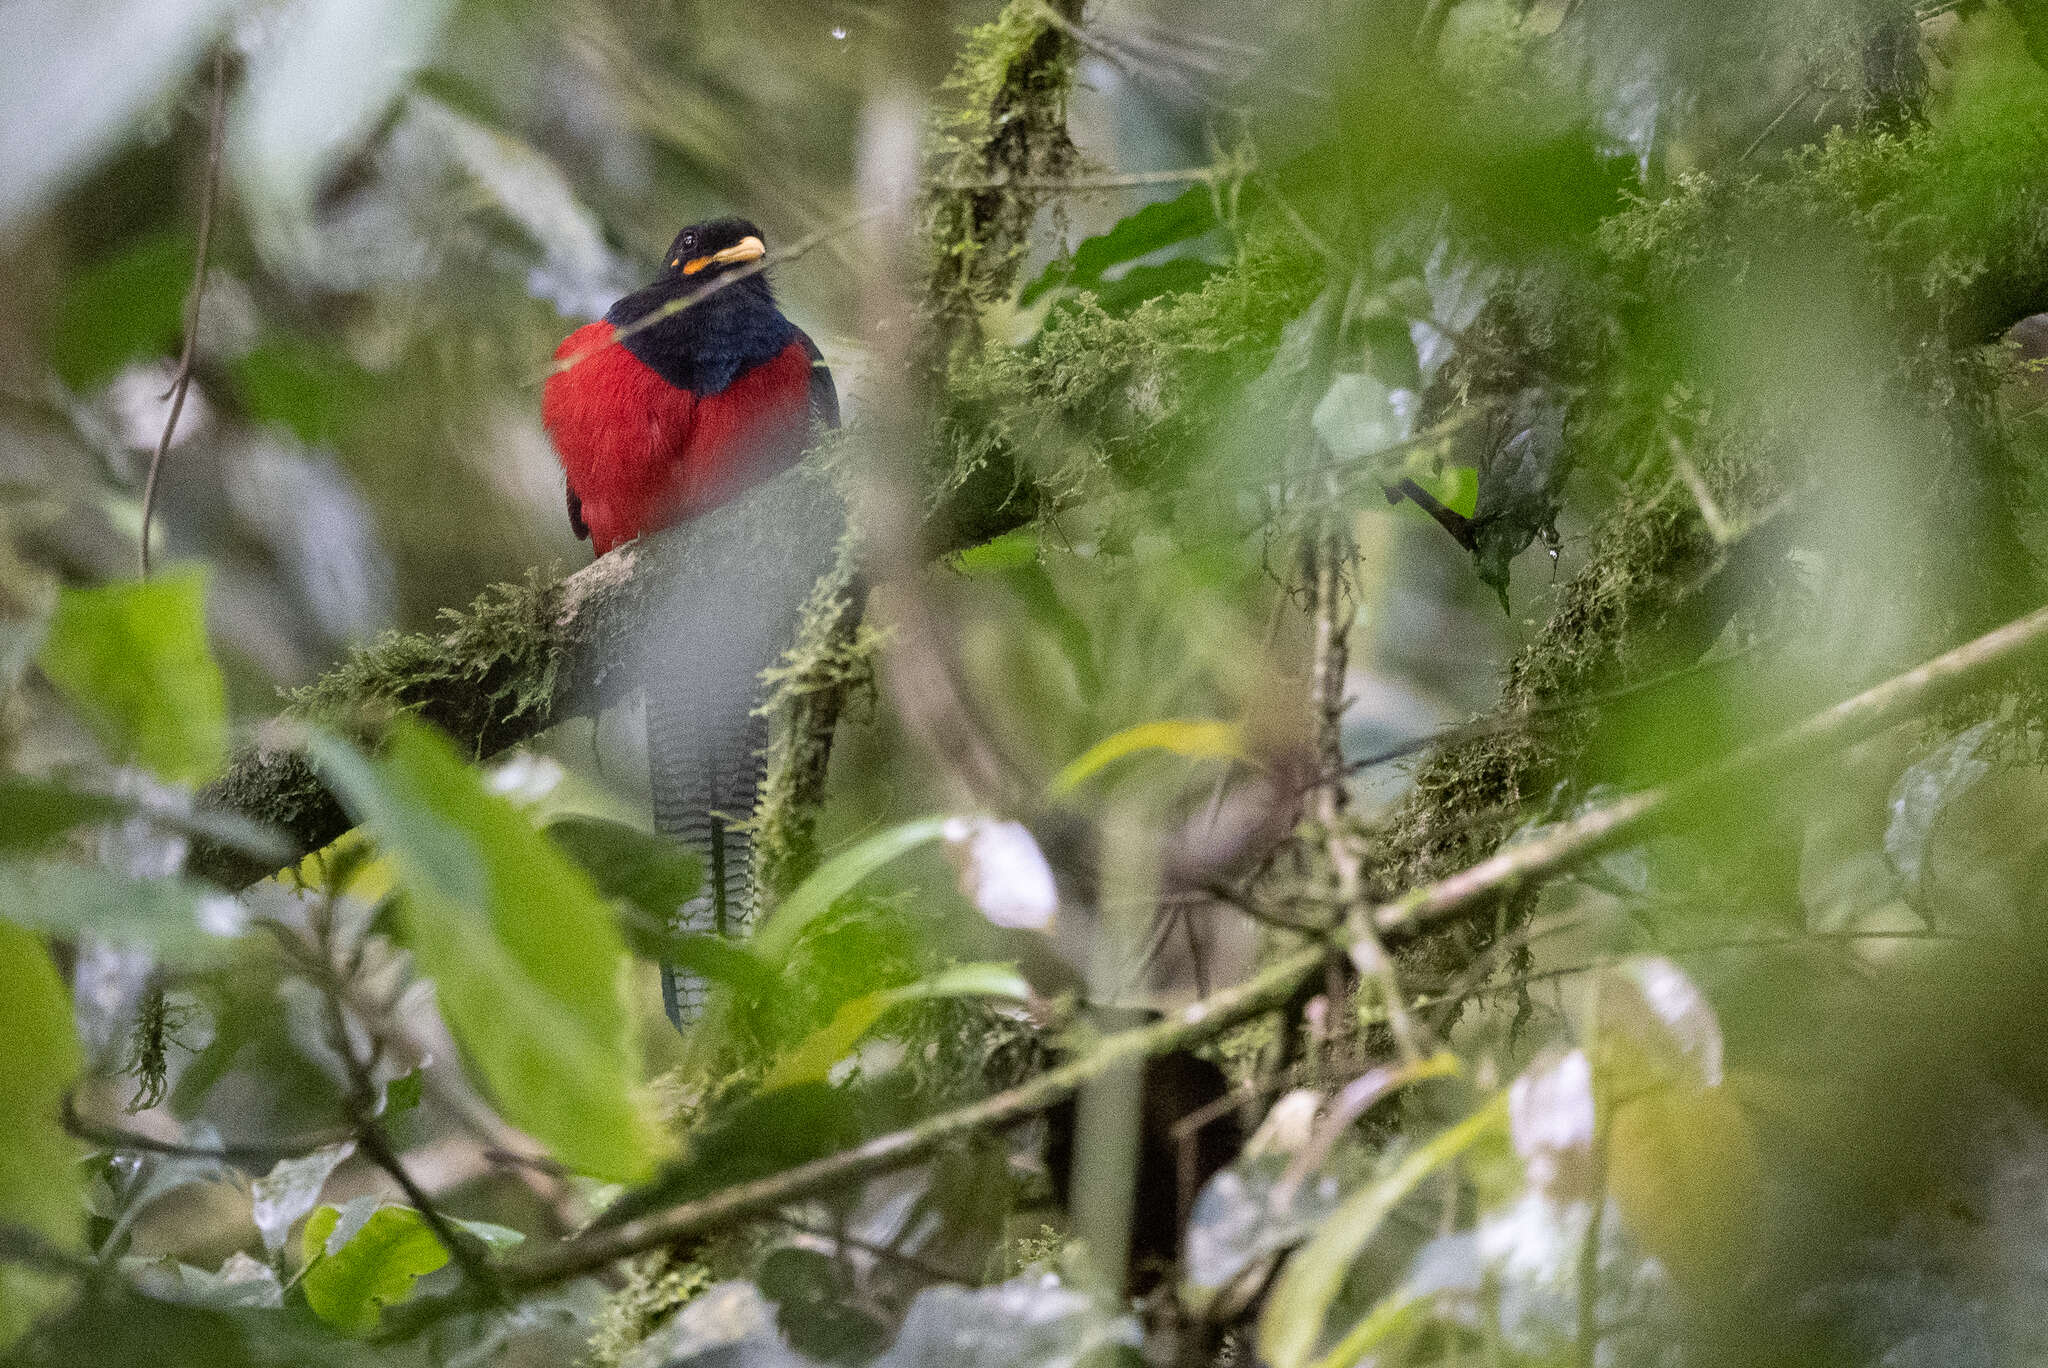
[605,271,797,396]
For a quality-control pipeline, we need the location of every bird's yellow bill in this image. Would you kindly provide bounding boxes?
[682,235,767,274]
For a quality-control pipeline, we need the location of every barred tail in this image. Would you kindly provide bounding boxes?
[647,668,768,1029]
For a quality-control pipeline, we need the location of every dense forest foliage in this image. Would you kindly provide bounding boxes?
[8,1,2048,1365]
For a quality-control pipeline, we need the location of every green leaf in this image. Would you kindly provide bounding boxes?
[544,814,703,924]
[298,1204,449,1336]
[0,921,82,1349]
[1050,719,1245,796]
[37,572,228,785]
[0,0,236,239]
[0,774,289,863]
[42,231,195,390]
[1020,183,1226,306]
[227,335,380,445]
[1258,1098,1507,1368]
[544,814,778,996]
[0,860,243,963]
[750,817,952,964]
[309,722,667,1183]
[761,962,1031,1092]
[950,528,1041,573]
[449,1217,525,1252]
[0,777,124,852]
[1092,256,1221,314]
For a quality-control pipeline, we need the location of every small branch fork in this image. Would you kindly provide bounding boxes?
[376,598,2048,1339]
[140,44,227,580]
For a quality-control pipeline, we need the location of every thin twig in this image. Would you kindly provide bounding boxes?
[934,165,1241,193]
[380,601,2048,1337]
[1738,83,1815,163]
[62,1095,352,1163]
[140,44,227,579]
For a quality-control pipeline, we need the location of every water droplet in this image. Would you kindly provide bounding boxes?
[830,24,849,40]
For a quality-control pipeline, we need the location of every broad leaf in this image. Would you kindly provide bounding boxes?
[0,776,123,851]
[1020,182,1228,306]
[299,1203,449,1336]
[544,813,703,922]
[42,231,195,390]
[231,0,455,220]
[761,963,1030,1092]
[0,921,82,1349]
[0,0,235,237]
[0,774,288,863]
[310,723,667,1183]
[37,572,228,784]
[0,860,244,962]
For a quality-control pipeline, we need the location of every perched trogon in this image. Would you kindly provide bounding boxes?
[542,218,839,1028]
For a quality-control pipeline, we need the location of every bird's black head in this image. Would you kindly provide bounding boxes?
[661,218,769,285]
[607,217,796,395]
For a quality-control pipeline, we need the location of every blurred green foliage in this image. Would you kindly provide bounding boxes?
[11,1,2048,1367]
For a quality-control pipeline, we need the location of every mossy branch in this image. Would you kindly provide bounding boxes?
[187,465,845,888]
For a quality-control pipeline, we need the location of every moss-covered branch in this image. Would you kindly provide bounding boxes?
[187,465,845,888]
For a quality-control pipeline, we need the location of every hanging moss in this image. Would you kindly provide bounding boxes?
[921,0,1084,355]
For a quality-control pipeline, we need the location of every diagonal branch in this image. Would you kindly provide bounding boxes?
[379,596,2048,1338]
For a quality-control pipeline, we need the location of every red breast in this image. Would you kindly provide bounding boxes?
[542,326,817,555]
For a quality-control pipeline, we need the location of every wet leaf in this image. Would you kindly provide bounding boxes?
[310,722,667,1183]
[299,1203,449,1336]
[1886,720,1996,894]
[38,572,228,785]
[1259,1099,1507,1368]
[250,1141,354,1257]
[0,921,82,1349]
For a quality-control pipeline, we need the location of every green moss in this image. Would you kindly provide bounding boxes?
[922,0,1083,353]
[935,230,1325,543]
[586,1251,713,1368]
[284,570,566,755]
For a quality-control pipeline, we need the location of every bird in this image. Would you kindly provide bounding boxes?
[542,218,839,1028]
